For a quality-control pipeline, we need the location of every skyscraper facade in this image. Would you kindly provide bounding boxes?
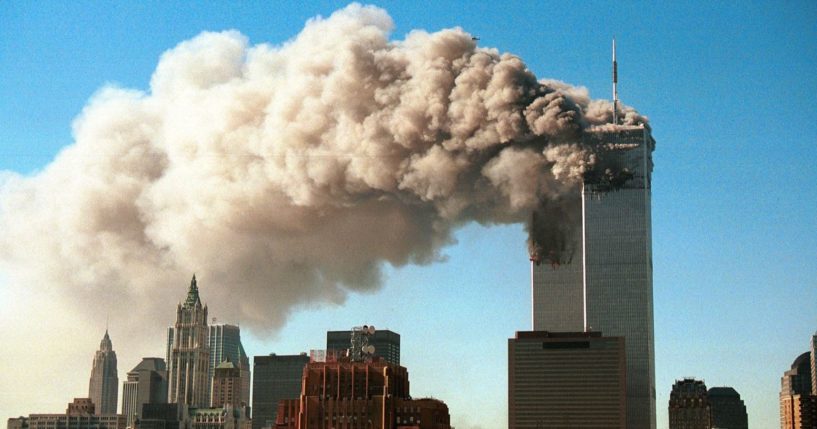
[274,356,450,429]
[121,358,167,428]
[780,351,817,429]
[508,331,626,429]
[326,328,401,365]
[532,125,656,428]
[89,330,119,415]
[668,378,711,429]
[251,353,310,429]
[708,386,748,429]
[167,275,210,407]
[208,324,250,407]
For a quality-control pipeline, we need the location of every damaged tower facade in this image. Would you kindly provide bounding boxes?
[531,124,656,428]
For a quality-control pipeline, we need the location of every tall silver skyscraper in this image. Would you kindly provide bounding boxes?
[167,275,210,407]
[207,324,250,406]
[532,124,656,428]
[89,330,119,415]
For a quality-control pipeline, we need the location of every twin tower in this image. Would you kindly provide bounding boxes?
[512,124,657,429]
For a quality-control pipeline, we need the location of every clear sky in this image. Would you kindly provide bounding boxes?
[1,1,816,428]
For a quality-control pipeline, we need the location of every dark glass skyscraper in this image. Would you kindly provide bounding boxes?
[326,328,400,365]
[251,353,309,429]
[208,324,250,406]
[532,125,656,428]
[708,386,748,429]
[89,330,118,415]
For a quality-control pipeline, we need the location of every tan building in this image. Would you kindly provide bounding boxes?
[167,275,210,408]
[274,357,450,429]
[780,351,816,429]
[508,331,626,429]
[212,360,243,408]
[23,398,125,429]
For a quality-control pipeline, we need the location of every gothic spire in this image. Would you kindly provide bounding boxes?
[184,274,202,308]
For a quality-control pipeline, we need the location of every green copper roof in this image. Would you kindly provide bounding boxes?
[184,274,202,308]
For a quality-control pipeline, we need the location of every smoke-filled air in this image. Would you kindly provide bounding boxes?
[0,4,647,333]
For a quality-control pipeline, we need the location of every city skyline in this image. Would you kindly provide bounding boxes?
[1,2,816,429]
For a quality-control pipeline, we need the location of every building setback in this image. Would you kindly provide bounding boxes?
[89,330,119,415]
[707,387,748,429]
[274,357,450,429]
[532,125,656,429]
[668,378,711,429]
[251,353,310,429]
[167,275,210,407]
[121,358,167,428]
[326,328,401,365]
[508,331,626,429]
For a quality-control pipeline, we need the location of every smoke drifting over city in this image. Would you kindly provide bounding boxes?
[0,4,646,332]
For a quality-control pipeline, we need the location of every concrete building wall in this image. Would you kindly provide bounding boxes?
[508,331,626,429]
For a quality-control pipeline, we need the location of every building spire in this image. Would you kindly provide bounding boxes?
[99,329,112,352]
[184,274,202,308]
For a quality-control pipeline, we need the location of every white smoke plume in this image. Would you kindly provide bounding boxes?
[0,4,647,333]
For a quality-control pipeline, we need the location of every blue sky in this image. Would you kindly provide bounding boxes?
[1,1,816,428]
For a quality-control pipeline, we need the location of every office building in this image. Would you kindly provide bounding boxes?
[24,398,125,429]
[122,358,167,428]
[811,332,817,396]
[780,351,817,429]
[251,354,310,429]
[531,124,656,428]
[708,387,748,429]
[508,331,626,429]
[212,360,242,409]
[668,378,710,429]
[188,405,250,429]
[167,275,210,407]
[326,327,400,365]
[274,356,450,429]
[7,417,28,429]
[208,324,251,407]
[89,330,119,415]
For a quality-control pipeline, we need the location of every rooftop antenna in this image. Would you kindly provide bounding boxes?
[612,37,618,125]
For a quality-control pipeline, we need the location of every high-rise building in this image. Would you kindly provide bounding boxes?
[708,386,748,429]
[251,353,310,429]
[780,351,817,429]
[167,275,210,407]
[208,324,251,407]
[326,327,400,365]
[531,124,656,428]
[274,356,450,429]
[212,360,242,409]
[121,358,167,428]
[508,331,626,429]
[668,378,711,429]
[89,330,119,415]
[811,332,816,396]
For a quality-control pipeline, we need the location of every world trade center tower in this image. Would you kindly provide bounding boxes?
[532,124,656,429]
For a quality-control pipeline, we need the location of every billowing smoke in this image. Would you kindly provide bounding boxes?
[0,4,646,333]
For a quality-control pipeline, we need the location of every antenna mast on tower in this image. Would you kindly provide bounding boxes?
[612,37,618,125]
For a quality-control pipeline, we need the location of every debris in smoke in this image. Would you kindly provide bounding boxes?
[0,4,649,333]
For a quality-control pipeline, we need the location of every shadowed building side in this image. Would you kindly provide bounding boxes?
[508,331,626,429]
[89,330,119,415]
